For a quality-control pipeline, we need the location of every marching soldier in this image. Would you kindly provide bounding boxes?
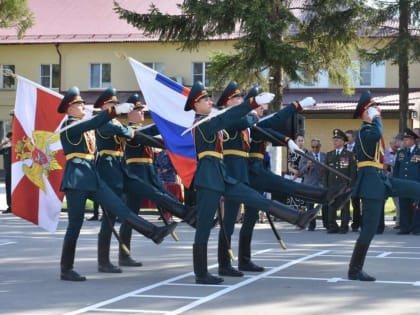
[324,129,357,234]
[347,91,420,281]
[241,87,351,271]
[58,87,176,281]
[393,128,420,235]
[119,94,197,266]
[185,81,320,285]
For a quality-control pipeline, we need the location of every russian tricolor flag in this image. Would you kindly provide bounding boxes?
[128,57,196,187]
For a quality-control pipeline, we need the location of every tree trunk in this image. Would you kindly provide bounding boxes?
[398,0,410,132]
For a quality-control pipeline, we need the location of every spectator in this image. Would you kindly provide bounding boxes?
[155,149,184,222]
[324,129,357,234]
[384,136,402,229]
[0,132,12,214]
[299,138,327,230]
[345,130,362,232]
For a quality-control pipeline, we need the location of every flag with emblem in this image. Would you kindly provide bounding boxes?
[128,57,196,187]
[11,76,66,232]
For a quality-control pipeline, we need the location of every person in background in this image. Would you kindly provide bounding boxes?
[393,128,420,235]
[324,129,357,234]
[299,138,327,230]
[155,149,185,223]
[345,129,361,232]
[383,136,402,229]
[0,131,12,214]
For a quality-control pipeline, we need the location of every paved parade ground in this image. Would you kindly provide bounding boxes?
[1,184,420,315]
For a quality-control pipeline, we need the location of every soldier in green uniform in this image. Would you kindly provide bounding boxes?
[58,87,176,281]
[119,94,197,267]
[239,87,351,272]
[185,82,320,285]
[324,129,357,234]
[393,128,420,235]
[348,91,420,281]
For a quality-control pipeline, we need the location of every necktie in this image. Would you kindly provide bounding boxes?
[336,150,340,157]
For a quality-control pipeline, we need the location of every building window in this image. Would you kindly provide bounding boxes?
[40,64,60,89]
[144,62,165,74]
[0,65,16,89]
[89,63,111,89]
[359,61,372,86]
[288,70,329,88]
[351,60,385,88]
[192,62,212,87]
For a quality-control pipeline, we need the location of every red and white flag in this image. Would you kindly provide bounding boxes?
[11,76,66,232]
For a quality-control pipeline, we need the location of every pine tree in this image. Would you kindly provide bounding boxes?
[0,0,34,39]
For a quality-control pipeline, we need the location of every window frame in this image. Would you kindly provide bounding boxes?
[0,64,16,90]
[192,62,212,87]
[39,64,60,89]
[89,63,111,89]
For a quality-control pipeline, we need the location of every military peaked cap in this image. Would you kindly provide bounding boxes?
[353,90,376,118]
[184,81,209,111]
[244,86,262,101]
[403,128,419,139]
[57,86,85,113]
[216,80,241,109]
[94,87,119,108]
[333,128,348,142]
[126,93,144,110]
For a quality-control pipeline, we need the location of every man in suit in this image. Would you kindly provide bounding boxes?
[347,91,420,281]
[325,129,357,234]
[299,138,327,230]
[393,128,420,235]
[345,130,362,232]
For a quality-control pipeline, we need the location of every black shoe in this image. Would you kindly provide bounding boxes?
[60,269,86,281]
[393,225,400,230]
[195,273,224,284]
[348,270,376,281]
[87,215,99,221]
[119,256,143,267]
[412,231,420,235]
[218,266,244,277]
[339,228,348,234]
[351,227,359,232]
[397,231,410,235]
[2,208,11,214]
[238,261,265,272]
[308,227,315,231]
[98,263,122,273]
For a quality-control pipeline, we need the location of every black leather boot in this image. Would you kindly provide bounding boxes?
[217,233,243,277]
[125,212,177,244]
[118,224,142,267]
[157,193,197,228]
[292,184,329,204]
[238,235,264,272]
[193,244,224,284]
[98,235,122,273]
[348,241,376,281]
[60,239,86,281]
[268,200,321,229]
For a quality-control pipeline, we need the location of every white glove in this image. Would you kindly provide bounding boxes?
[299,97,316,108]
[367,107,380,120]
[255,92,275,105]
[288,139,303,153]
[115,103,134,115]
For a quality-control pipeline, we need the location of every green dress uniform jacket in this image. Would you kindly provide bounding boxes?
[393,144,420,233]
[95,119,133,194]
[353,118,420,244]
